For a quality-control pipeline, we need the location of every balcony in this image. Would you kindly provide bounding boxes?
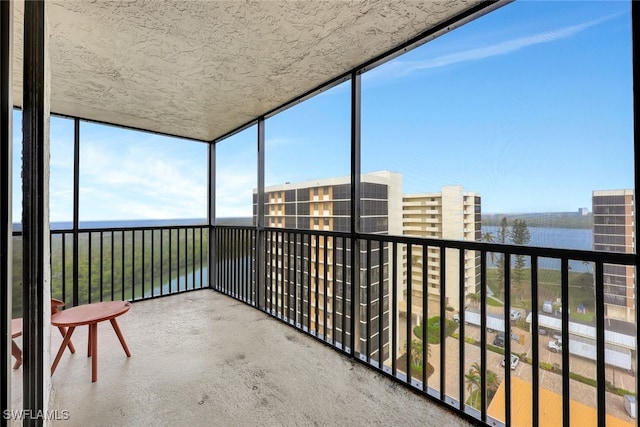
[2,1,638,427]
[8,290,471,427]
[7,224,635,426]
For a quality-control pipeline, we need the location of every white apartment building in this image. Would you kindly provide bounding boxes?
[402,186,481,313]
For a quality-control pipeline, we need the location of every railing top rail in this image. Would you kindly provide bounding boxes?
[11,224,209,236]
[216,224,636,265]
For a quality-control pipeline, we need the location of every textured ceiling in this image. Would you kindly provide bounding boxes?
[12,0,489,142]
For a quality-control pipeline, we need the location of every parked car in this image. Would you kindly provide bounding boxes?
[453,313,459,323]
[493,333,505,347]
[501,354,520,370]
[509,309,522,321]
[548,339,562,353]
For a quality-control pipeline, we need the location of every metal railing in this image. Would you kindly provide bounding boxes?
[213,225,638,427]
[9,223,637,426]
[11,224,209,315]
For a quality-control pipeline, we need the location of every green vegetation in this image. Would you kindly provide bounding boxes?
[485,267,597,316]
[486,296,503,307]
[414,316,458,344]
[11,227,211,317]
[511,219,531,300]
[465,362,499,410]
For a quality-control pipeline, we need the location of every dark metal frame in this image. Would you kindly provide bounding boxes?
[22,1,47,424]
[1,1,13,424]
[633,3,640,424]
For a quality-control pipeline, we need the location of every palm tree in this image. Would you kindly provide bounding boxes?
[466,291,480,308]
[486,369,499,400]
[465,364,481,408]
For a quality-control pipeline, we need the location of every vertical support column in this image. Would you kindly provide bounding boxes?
[257,118,266,310]
[207,142,215,290]
[632,0,639,415]
[72,119,79,306]
[350,71,361,356]
[22,1,51,424]
[1,1,13,422]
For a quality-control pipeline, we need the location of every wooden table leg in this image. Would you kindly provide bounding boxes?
[90,323,98,382]
[58,326,76,353]
[110,318,131,357]
[87,324,92,357]
[11,340,22,369]
[51,326,76,375]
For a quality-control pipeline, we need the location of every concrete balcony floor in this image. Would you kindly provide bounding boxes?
[11,290,472,426]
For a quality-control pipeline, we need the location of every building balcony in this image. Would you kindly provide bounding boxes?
[10,290,470,427]
[6,222,638,427]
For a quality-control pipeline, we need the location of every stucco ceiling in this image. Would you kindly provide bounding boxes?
[11,0,495,142]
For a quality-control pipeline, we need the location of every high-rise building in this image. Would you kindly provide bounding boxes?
[255,171,402,362]
[402,186,481,313]
[592,189,635,321]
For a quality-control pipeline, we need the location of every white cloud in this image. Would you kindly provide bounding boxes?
[367,14,619,81]
[77,139,207,221]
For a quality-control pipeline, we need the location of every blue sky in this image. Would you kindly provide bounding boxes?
[12,1,635,222]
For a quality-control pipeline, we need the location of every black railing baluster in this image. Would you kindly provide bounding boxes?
[150,229,155,298]
[422,244,428,390]
[307,233,312,333]
[595,261,605,427]
[110,231,114,300]
[531,256,539,427]
[561,258,570,427]
[391,241,397,377]
[121,230,125,301]
[177,228,181,292]
[141,230,145,299]
[160,229,164,296]
[88,231,92,304]
[366,239,371,363]
[61,233,66,304]
[99,231,104,302]
[294,232,299,326]
[169,228,173,294]
[131,230,135,299]
[342,237,347,350]
[480,249,487,422]
[332,236,337,346]
[324,234,329,341]
[504,254,511,427]
[406,243,412,384]
[191,228,195,289]
[458,249,465,412]
[440,247,446,400]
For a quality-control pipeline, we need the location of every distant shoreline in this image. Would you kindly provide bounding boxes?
[482,212,592,229]
[11,212,593,231]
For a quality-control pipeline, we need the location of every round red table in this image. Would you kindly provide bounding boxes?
[51,300,132,382]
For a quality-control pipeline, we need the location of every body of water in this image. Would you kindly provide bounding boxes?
[482,225,592,251]
[144,266,209,298]
[482,226,593,272]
